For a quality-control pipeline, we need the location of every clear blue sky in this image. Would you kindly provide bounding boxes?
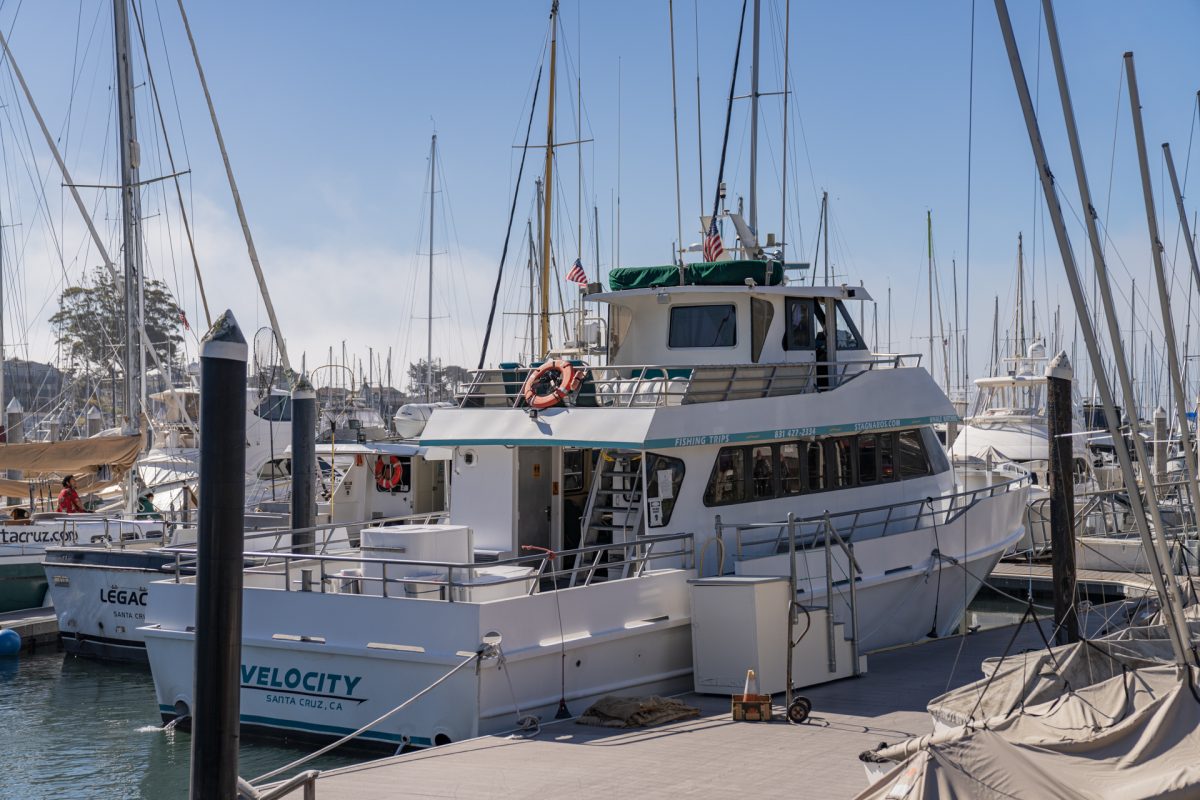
[1,1,1198,399]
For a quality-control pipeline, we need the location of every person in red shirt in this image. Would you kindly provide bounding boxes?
[56,475,86,514]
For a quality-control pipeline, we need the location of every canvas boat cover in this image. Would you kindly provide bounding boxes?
[856,665,1200,800]
[607,259,783,290]
[858,616,1200,799]
[0,435,142,499]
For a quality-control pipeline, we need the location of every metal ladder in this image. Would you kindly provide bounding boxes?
[575,450,644,582]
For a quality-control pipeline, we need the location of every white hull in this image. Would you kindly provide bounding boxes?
[143,569,692,748]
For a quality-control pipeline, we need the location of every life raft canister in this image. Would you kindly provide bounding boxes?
[374,455,404,491]
[521,359,585,410]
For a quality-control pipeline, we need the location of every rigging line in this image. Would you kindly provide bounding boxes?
[707,0,749,241]
[131,0,210,327]
[477,37,545,369]
[175,0,290,373]
[668,0,682,263]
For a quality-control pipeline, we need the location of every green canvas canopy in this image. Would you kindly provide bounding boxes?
[608,260,783,291]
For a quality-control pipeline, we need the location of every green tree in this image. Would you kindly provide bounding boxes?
[51,267,185,372]
[406,360,470,401]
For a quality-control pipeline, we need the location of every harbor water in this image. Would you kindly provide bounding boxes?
[0,650,366,799]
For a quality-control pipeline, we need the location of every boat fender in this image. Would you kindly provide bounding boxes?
[521,359,585,410]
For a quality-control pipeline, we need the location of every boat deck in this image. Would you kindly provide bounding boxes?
[269,617,1078,799]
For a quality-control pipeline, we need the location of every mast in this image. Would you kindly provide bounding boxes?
[997,0,1193,668]
[114,0,143,434]
[927,210,934,379]
[822,191,829,283]
[748,0,761,234]
[426,133,436,402]
[1016,232,1025,356]
[539,0,559,359]
[1125,52,1200,520]
[527,219,536,361]
[669,0,683,264]
[1164,142,1200,405]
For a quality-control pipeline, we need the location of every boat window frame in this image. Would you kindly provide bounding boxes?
[668,303,739,350]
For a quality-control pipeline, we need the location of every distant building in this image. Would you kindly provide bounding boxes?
[3,359,64,413]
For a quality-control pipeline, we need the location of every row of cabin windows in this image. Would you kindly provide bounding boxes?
[703,429,937,507]
[667,298,867,359]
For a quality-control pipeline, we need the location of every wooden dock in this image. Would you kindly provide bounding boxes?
[0,607,60,652]
[267,618,1079,799]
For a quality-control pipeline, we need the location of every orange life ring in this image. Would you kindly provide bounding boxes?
[521,359,585,410]
[374,455,404,491]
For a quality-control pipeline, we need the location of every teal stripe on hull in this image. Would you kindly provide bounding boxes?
[0,562,47,613]
[156,705,432,747]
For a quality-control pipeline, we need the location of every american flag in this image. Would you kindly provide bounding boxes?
[566,258,588,286]
[178,310,190,331]
[703,219,725,262]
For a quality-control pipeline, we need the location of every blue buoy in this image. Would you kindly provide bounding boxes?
[0,628,21,656]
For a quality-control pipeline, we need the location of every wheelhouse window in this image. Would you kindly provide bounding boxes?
[834,301,867,350]
[702,427,940,506]
[750,298,775,363]
[645,452,686,527]
[669,304,737,348]
[783,297,815,351]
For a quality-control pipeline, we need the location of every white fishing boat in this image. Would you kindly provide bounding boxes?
[141,262,1026,747]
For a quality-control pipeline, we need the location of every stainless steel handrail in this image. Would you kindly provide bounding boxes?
[456,355,923,409]
[170,531,696,600]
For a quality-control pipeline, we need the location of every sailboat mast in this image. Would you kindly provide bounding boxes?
[539,1,559,359]
[527,219,536,361]
[114,0,142,433]
[926,210,934,381]
[426,133,436,402]
[1015,232,1025,356]
[748,0,760,234]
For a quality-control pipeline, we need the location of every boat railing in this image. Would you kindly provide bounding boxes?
[717,472,1030,561]
[456,355,922,409]
[169,530,695,601]
[158,511,449,565]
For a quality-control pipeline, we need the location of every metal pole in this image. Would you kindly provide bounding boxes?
[1125,53,1200,516]
[823,512,835,673]
[426,134,436,402]
[779,0,791,266]
[1164,143,1200,325]
[748,0,760,235]
[540,1,559,359]
[1153,406,1168,488]
[1000,0,1192,667]
[190,310,247,800]
[668,0,683,267]
[290,374,316,554]
[785,512,795,712]
[114,0,142,441]
[1046,351,1078,645]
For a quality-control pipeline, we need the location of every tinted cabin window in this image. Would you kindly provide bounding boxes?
[830,438,854,489]
[704,448,745,505]
[750,445,775,499]
[898,430,930,479]
[783,298,815,350]
[858,434,878,484]
[804,442,825,491]
[750,298,774,363]
[879,432,897,481]
[779,444,802,495]
[669,304,736,348]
